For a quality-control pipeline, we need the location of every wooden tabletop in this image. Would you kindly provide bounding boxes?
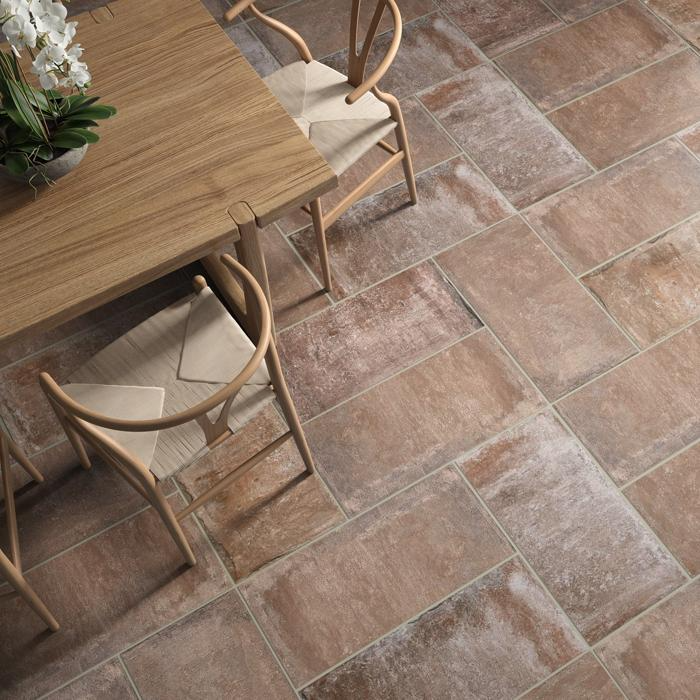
[0,0,336,344]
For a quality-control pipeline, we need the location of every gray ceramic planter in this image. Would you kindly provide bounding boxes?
[0,144,88,184]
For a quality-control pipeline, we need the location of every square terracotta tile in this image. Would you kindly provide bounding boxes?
[278,262,480,419]
[302,558,584,699]
[305,330,545,514]
[497,2,683,111]
[420,64,592,207]
[441,0,563,57]
[645,0,700,48]
[436,217,634,399]
[123,591,295,699]
[240,468,513,686]
[557,322,700,484]
[545,0,619,21]
[290,156,513,297]
[549,51,700,168]
[176,406,345,580]
[598,581,700,699]
[624,442,700,575]
[0,495,230,699]
[323,13,482,99]
[523,654,624,699]
[461,412,685,643]
[46,660,137,700]
[276,96,461,234]
[582,215,700,347]
[525,140,700,274]
[225,24,281,77]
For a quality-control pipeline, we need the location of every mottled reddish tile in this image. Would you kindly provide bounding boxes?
[302,558,584,700]
[437,218,634,399]
[241,468,513,686]
[525,140,700,274]
[545,0,619,21]
[558,322,700,484]
[461,413,684,643]
[323,13,482,99]
[291,156,513,297]
[123,591,295,699]
[306,330,544,514]
[442,0,563,56]
[549,51,700,168]
[598,581,700,699]
[680,121,700,153]
[523,654,624,699]
[176,406,344,580]
[421,64,591,207]
[46,661,137,700]
[225,24,281,77]
[0,495,230,699]
[583,216,700,347]
[497,2,683,111]
[646,0,700,48]
[624,442,700,575]
[279,262,480,419]
[277,97,460,234]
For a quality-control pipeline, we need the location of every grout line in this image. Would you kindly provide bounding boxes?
[118,655,144,700]
[39,654,125,700]
[513,651,590,699]
[621,434,700,489]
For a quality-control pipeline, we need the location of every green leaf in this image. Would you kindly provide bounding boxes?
[62,94,99,115]
[4,152,30,175]
[64,127,99,144]
[61,118,100,128]
[71,104,117,120]
[51,131,89,149]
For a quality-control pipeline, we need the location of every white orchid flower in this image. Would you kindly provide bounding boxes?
[2,12,36,50]
[31,42,65,88]
[0,0,31,23]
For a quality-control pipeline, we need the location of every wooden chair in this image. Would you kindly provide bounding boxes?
[225,0,418,292]
[40,256,315,567]
[0,430,59,631]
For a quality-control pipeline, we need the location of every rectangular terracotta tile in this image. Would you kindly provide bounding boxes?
[461,412,684,643]
[646,0,700,48]
[624,442,700,575]
[525,140,700,274]
[442,0,563,56]
[0,495,230,699]
[420,64,592,207]
[278,262,480,419]
[306,330,545,514]
[46,660,137,700]
[176,406,345,580]
[302,558,584,699]
[557,322,700,484]
[277,96,461,234]
[123,591,295,699]
[225,24,281,77]
[241,468,513,686]
[549,51,700,168]
[497,2,684,111]
[323,13,482,99]
[545,0,620,22]
[436,217,634,399]
[523,654,624,699]
[680,121,700,153]
[291,156,513,297]
[598,580,700,699]
[251,0,435,64]
[582,216,700,347]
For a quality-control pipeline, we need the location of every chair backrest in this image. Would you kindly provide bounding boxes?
[39,255,271,484]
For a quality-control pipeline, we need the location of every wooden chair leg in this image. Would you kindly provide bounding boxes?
[310,198,333,293]
[1,436,21,569]
[395,123,417,204]
[0,548,59,632]
[6,435,44,484]
[149,483,197,566]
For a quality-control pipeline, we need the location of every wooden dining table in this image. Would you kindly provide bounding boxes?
[0,0,336,346]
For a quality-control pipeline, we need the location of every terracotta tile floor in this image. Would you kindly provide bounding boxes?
[1,0,699,697]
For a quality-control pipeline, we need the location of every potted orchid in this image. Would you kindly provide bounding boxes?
[0,0,116,187]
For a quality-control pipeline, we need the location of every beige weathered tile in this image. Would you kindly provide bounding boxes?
[523,654,624,699]
[291,156,513,297]
[302,558,584,700]
[241,468,513,686]
[420,64,591,207]
[549,51,700,168]
[306,330,545,514]
[437,217,634,399]
[461,412,684,643]
[278,262,480,419]
[645,0,700,48]
[525,140,700,274]
[557,322,700,484]
[442,0,562,56]
[624,442,700,575]
[46,661,137,700]
[545,0,619,21]
[680,121,700,153]
[598,581,700,699]
[176,406,345,580]
[497,2,683,111]
[123,591,295,699]
[583,216,700,347]
[0,496,230,699]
